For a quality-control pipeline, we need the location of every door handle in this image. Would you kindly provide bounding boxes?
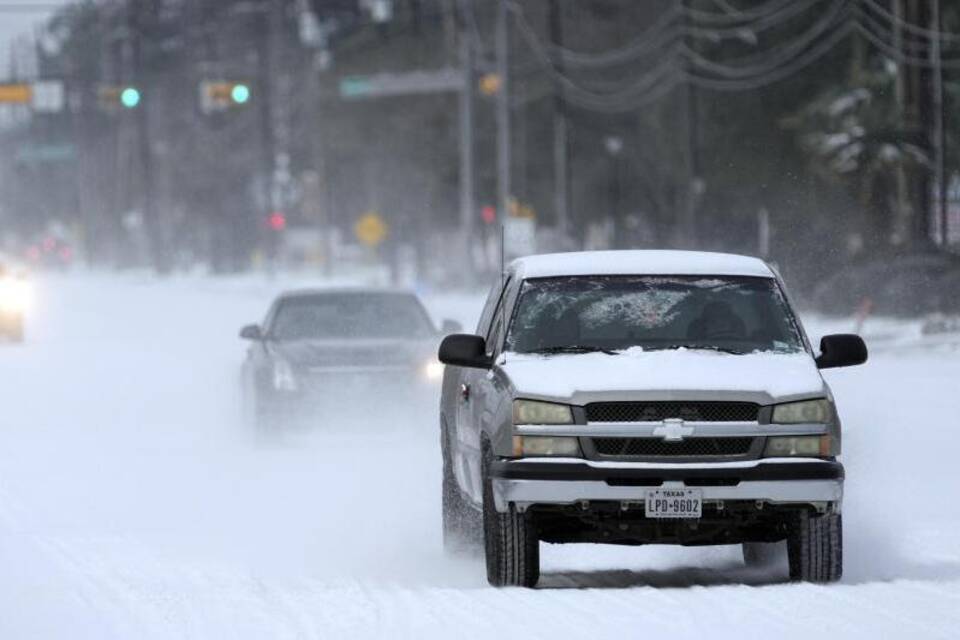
[460,383,470,402]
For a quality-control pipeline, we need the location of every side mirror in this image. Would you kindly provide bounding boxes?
[440,319,463,334]
[816,334,867,369]
[439,334,492,369]
[239,324,263,341]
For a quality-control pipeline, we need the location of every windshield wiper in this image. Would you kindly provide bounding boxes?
[527,344,618,356]
[654,344,748,355]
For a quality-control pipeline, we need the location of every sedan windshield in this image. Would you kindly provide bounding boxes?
[506,276,804,355]
[270,293,435,340]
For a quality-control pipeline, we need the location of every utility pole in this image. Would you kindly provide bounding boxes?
[895,0,933,248]
[930,0,947,246]
[128,0,164,272]
[681,2,700,248]
[893,0,909,246]
[548,0,570,243]
[495,0,511,231]
[257,0,289,268]
[458,28,476,277]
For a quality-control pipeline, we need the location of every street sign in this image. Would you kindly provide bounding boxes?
[339,69,463,100]
[340,77,372,99]
[0,83,31,104]
[15,144,75,164]
[507,196,536,219]
[0,81,65,112]
[354,211,388,247]
[31,81,64,112]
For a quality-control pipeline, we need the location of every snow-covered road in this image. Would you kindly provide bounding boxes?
[1,274,958,639]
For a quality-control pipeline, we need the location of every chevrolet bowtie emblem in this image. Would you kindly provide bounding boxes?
[652,418,695,442]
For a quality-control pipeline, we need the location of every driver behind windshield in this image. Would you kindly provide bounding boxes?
[506,276,802,355]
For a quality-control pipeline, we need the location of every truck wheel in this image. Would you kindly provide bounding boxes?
[787,511,842,583]
[441,432,470,553]
[482,449,539,588]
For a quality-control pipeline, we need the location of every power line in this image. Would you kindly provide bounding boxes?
[859,0,960,43]
[855,20,960,69]
[535,0,834,70]
[683,0,850,80]
[686,20,856,91]
[505,0,960,114]
[683,0,804,25]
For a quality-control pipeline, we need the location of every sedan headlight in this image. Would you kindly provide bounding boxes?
[513,399,573,425]
[423,360,444,380]
[764,435,833,458]
[512,435,581,457]
[772,399,831,424]
[272,359,299,392]
[0,279,30,312]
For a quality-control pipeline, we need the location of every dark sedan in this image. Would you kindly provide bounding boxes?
[240,288,459,429]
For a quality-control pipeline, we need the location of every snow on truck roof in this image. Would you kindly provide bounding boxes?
[510,250,774,279]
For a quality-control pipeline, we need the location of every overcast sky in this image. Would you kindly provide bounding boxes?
[0,1,71,78]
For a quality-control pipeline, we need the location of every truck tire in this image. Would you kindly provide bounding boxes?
[441,429,472,553]
[787,511,842,583]
[482,448,539,587]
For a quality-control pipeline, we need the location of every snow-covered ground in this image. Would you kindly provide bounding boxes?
[1,273,959,639]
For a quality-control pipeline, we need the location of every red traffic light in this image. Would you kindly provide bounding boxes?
[268,212,287,231]
[481,205,496,225]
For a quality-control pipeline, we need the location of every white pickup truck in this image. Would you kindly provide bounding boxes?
[438,250,866,587]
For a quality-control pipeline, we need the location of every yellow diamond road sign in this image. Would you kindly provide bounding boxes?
[355,211,388,247]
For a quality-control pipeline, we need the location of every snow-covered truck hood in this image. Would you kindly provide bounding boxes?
[499,348,826,405]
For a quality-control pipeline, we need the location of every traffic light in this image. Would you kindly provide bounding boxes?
[98,85,142,111]
[479,73,501,96]
[481,205,496,225]
[200,81,252,113]
[120,86,141,108]
[231,84,251,104]
[268,212,287,231]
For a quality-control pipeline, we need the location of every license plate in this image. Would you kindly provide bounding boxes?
[645,489,702,519]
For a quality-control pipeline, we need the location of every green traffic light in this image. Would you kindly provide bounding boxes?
[231,84,250,104]
[120,87,141,108]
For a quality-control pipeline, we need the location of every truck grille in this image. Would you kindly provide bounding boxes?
[585,402,759,423]
[592,437,754,458]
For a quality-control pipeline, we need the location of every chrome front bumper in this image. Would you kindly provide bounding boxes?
[490,458,844,512]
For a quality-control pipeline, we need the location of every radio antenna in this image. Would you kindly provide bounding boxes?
[500,222,506,364]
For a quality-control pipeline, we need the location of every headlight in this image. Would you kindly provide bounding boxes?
[764,435,832,457]
[272,359,299,392]
[513,399,573,425]
[512,435,581,457]
[423,360,444,380]
[0,279,30,312]
[772,399,831,424]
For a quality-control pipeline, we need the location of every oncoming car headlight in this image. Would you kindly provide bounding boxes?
[0,279,30,313]
[513,399,573,425]
[772,399,831,424]
[423,360,444,380]
[272,359,299,392]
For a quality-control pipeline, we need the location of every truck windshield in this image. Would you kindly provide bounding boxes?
[506,276,805,355]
